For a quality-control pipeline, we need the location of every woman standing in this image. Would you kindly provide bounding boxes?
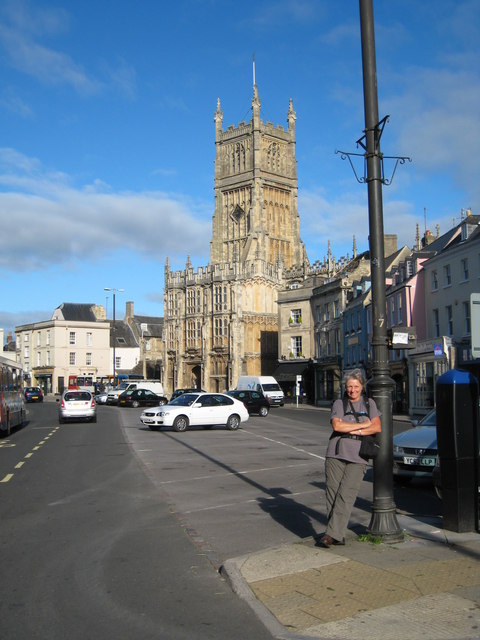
[317,369,381,548]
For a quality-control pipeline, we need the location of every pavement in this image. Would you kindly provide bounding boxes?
[221,513,480,640]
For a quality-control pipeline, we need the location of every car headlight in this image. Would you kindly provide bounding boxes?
[393,445,404,455]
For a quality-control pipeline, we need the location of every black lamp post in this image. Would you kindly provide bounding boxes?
[104,287,124,384]
[358,0,403,541]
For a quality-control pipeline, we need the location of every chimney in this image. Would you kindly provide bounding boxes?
[125,301,134,319]
[383,234,397,257]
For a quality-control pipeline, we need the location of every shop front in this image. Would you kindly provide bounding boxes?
[407,337,452,417]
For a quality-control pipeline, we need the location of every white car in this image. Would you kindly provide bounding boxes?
[58,390,96,424]
[140,392,249,432]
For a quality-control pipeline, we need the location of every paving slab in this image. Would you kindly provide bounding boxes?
[221,517,480,640]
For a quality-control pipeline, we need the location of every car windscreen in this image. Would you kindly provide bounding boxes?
[418,410,436,426]
[262,383,280,391]
[170,393,198,406]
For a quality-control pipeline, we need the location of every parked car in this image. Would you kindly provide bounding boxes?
[393,409,437,483]
[140,391,249,432]
[24,386,44,403]
[227,389,270,416]
[58,390,96,424]
[170,388,206,401]
[118,388,168,408]
[94,391,108,404]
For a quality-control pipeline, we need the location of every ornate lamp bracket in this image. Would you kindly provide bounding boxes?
[335,115,411,185]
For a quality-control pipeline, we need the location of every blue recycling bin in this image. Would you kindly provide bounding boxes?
[436,369,479,532]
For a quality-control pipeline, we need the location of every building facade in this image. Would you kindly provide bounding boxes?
[162,86,310,395]
[15,303,110,395]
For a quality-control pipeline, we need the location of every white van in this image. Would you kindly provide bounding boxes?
[106,380,164,405]
[236,376,284,406]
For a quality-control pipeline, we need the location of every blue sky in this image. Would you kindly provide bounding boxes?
[1,0,479,340]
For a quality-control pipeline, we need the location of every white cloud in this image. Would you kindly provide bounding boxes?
[0,149,211,273]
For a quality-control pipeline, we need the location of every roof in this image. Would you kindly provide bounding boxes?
[111,321,138,348]
[130,315,164,338]
[52,303,98,322]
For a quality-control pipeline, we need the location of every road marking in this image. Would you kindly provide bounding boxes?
[1,424,62,485]
[182,487,321,514]
[157,461,313,485]
[242,428,326,460]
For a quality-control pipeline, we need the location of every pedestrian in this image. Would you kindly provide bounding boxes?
[317,368,381,548]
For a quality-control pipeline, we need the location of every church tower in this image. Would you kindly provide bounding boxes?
[211,87,304,267]
[163,85,308,394]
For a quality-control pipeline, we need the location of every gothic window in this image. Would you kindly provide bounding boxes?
[214,317,228,338]
[266,142,280,172]
[214,285,228,311]
[187,320,196,346]
[187,288,200,315]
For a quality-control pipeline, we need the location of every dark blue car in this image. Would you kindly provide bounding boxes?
[25,386,44,403]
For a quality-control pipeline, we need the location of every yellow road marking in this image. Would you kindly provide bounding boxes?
[1,474,14,483]
[15,462,25,469]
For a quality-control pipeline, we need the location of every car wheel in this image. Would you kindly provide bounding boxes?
[91,415,97,423]
[259,406,269,417]
[59,416,64,424]
[132,400,140,408]
[157,398,167,406]
[434,485,442,500]
[173,415,189,432]
[226,414,240,430]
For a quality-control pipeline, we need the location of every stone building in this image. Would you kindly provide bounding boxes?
[162,85,310,395]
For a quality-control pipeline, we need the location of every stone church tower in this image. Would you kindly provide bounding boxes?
[163,85,309,394]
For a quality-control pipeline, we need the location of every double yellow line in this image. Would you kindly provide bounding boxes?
[0,426,61,483]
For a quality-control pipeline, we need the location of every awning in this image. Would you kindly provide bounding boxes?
[273,362,308,382]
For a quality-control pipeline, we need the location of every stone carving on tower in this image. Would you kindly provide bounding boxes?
[163,84,309,394]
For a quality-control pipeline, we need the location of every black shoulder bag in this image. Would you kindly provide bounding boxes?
[347,398,380,461]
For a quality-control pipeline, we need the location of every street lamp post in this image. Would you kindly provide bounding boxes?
[104,287,124,384]
[359,0,403,541]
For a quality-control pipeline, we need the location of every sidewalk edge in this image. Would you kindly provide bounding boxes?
[220,559,306,640]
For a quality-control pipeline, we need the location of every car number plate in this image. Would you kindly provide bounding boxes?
[403,456,436,466]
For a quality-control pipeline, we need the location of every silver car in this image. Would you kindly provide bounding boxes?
[393,409,436,482]
[58,390,97,424]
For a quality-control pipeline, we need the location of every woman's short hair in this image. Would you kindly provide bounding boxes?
[343,368,366,389]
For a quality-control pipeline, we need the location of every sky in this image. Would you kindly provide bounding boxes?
[1,0,479,340]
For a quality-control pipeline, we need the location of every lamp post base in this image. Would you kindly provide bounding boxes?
[368,508,404,542]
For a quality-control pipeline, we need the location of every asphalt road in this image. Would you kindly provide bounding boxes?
[0,402,274,640]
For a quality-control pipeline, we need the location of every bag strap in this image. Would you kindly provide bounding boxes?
[343,395,371,419]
